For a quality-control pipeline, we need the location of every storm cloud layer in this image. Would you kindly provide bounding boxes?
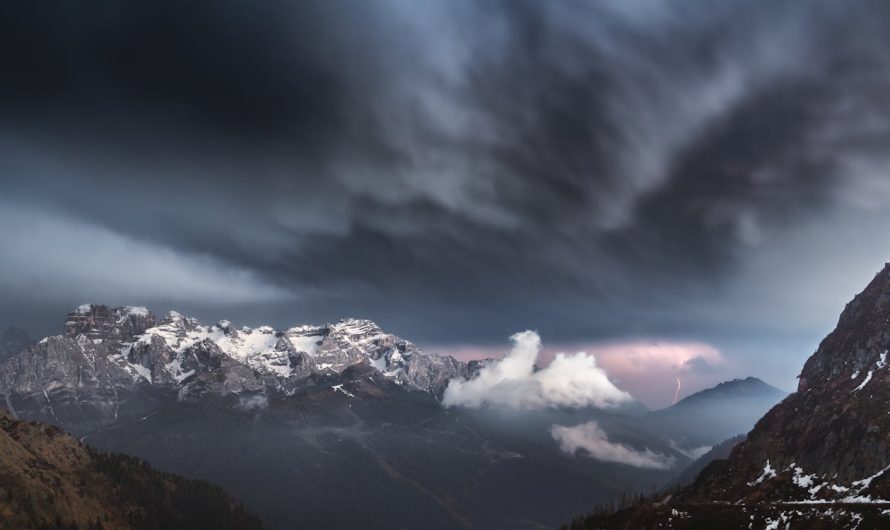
[3,1,890,391]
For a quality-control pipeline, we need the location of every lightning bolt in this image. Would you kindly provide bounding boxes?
[672,377,682,405]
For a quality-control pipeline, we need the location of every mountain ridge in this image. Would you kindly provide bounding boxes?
[662,376,787,411]
[0,304,472,432]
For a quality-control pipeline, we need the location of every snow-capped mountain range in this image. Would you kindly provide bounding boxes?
[0,304,469,426]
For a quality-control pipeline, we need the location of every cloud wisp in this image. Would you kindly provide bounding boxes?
[0,201,291,306]
[551,421,675,470]
[442,331,631,409]
[235,395,270,412]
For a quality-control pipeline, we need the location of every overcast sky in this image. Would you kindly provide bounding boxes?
[3,0,890,405]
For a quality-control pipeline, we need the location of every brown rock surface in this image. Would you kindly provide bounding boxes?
[0,409,263,530]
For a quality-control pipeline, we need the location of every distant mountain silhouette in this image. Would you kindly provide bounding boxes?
[644,377,787,450]
[670,377,786,408]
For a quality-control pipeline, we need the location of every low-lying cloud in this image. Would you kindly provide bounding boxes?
[668,440,712,460]
[442,331,631,409]
[551,421,675,470]
[234,394,269,412]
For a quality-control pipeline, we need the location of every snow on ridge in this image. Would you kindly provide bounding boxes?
[762,462,890,504]
[370,356,387,373]
[288,334,323,356]
[165,357,196,384]
[852,464,890,490]
[138,318,289,377]
[130,362,153,383]
[850,351,888,390]
[331,384,356,398]
[791,465,819,494]
[749,460,777,486]
[77,308,439,388]
[853,370,873,392]
[286,324,326,335]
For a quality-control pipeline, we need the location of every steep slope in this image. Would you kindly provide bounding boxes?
[645,377,787,450]
[583,263,890,528]
[0,409,263,530]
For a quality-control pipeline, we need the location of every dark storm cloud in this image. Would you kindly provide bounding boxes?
[2,0,890,361]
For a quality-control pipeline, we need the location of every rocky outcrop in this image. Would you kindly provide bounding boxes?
[64,304,156,342]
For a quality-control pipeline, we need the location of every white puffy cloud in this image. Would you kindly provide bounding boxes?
[442,330,632,409]
[551,421,675,470]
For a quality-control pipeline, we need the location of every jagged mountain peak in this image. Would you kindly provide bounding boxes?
[64,303,157,342]
[64,304,386,344]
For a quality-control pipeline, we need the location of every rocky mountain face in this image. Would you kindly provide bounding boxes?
[0,409,263,530]
[0,304,469,431]
[586,263,890,528]
[0,326,32,363]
